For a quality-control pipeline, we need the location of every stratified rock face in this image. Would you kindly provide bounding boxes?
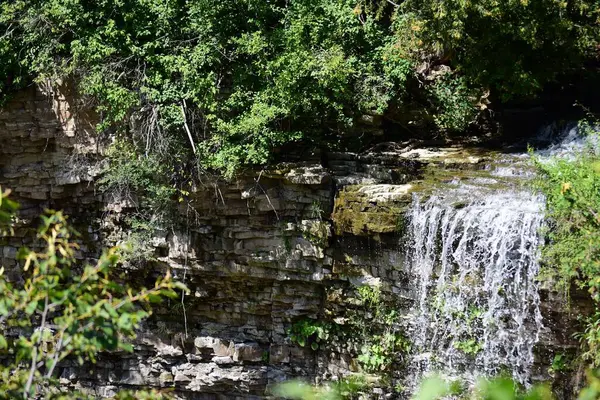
[0,85,583,399]
[0,82,102,205]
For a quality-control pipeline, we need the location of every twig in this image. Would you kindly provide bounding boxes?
[45,330,65,379]
[24,296,49,398]
[255,171,279,221]
[181,100,197,155]
[181,207,190,339]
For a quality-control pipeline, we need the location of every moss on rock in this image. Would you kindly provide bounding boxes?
[332,185,412,236]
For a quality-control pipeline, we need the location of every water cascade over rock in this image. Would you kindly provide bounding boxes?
[404,124,587,389]
[406,185,545,385]
[0,85,588,398]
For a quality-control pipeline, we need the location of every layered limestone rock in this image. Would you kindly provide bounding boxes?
[0,84,584,399]
[332,184,413,236]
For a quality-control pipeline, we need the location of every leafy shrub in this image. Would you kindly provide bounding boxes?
[99,140,178,216]
[288,318,335,351]
[534,119,600,366]
[287,284,410,376]
[358,332,411,373]
[99,140,192,261]
[534,122,600,287]
[357,285,381,308]
[548,353,570,376]
[396,0,600,100]
[453,338,483,356]
[0,187,18,234]
[116,217,159,266]
[0,189,186,399]
[352,285,411,373]
[428,73,479,132]
[1,0,598,177]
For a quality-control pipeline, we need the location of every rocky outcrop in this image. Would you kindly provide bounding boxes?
[0,85,584,398]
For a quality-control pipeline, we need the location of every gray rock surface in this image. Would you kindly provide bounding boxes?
[0,83,581,399]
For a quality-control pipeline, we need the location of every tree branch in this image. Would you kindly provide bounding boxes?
[181,100,197,155]
[24,295,49,398]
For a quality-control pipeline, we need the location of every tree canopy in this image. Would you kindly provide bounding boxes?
[0,0,598,176]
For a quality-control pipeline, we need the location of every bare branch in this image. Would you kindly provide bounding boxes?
[181,100,197,155]
[24,296,49,398]
[45,330,65,379]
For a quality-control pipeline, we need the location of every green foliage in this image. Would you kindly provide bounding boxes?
[396,0,600,100]
[273,374,371,400]
[335,374,372,399]
[428,72,479,132]
[288,318,334,351]
[308,201,325,221]
[261,350,270,363]
[548,353,570,375]
[1,0,598,178]
[276,375,556,400]
[579,369,600,400]
[413,376,553,400]
[444,304,484,357]
[0,190,186,399]
[357,285,381,308]
[412,376,453,400]
[99,140,180,217]
[357,331,410,373]
[0,0,394,177]
[453,338,483,356]
[116,217,158,265]
[534,123,600,295]
[99,140,192,264]
[0,187,18,235]
[300,220,330,249]
[352,284,411,373]
[287,284,410,378]
[272,380,339,400]
[534,119,600,366]
[578,311,600,367]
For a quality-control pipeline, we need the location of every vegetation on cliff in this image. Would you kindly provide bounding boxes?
[0,0,598,177]
[535,120,600,369]
[0,188,184,399]
[1,1,600,398]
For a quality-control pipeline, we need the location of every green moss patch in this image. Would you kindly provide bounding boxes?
[332,185,411,236]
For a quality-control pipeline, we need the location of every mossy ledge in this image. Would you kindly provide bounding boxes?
[331,184,413,236]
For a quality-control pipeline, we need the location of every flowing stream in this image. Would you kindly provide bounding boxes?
[403,123,587,388]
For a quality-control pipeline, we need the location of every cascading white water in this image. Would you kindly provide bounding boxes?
[404,123,590,388]
[406,185,545,386]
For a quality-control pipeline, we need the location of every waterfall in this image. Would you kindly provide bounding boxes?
[406,185,545,386]
[403,123,594,388]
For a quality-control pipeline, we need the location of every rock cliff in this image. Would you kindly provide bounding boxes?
[0,85,583,398]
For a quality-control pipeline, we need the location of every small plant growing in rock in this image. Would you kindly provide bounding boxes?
[350,284,412,374]
[117,217,158,266]
[357,285,381,308]
[453,338,483,356]
[300,221,330,248]
[548,353,571,376]
[261,350,270,363]
[308,201,325,221]
[358,332,410,373]
[0,187,17,235]
[288,318,334,351]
